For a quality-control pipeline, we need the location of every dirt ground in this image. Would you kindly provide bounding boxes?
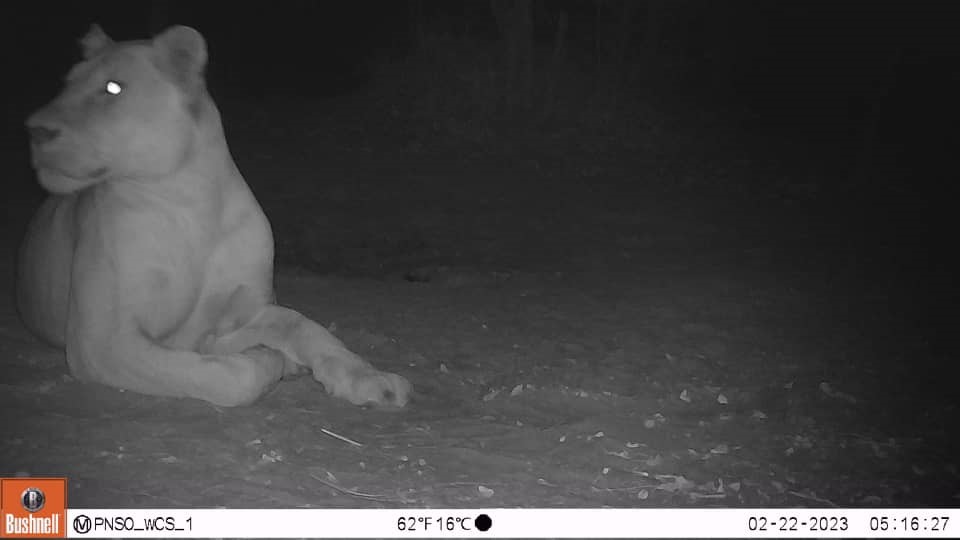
[1,98,956,510]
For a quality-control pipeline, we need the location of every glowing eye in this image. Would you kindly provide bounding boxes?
[105,80,123,95]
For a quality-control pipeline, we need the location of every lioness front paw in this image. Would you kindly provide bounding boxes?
[333,369,412,408]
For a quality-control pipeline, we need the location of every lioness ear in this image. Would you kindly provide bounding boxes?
[152,25,208,91]
[80,24,113,59]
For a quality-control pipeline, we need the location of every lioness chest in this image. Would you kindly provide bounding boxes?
[71,180,226,342]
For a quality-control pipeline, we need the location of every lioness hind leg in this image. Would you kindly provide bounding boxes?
[16,196,77,347]
[209,305,411,407]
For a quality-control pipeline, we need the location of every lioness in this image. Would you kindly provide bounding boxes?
[17,25,411,407]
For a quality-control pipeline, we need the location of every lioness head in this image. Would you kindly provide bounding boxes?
[26,25,210,194]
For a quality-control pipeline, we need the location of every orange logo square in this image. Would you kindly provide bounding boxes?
[0,478,67,538]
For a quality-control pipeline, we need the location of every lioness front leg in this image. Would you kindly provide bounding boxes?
[68,329,286,408]
[210,305,411,407]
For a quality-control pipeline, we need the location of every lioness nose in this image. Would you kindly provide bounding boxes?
[27,124,61,145]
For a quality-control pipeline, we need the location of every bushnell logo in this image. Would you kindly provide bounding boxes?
[20,487,46,513]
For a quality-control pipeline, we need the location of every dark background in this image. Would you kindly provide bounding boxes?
[3,0,956,347]
[4,1,957,177]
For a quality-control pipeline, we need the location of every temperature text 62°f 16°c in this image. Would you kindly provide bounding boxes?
[397,515,475,532]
